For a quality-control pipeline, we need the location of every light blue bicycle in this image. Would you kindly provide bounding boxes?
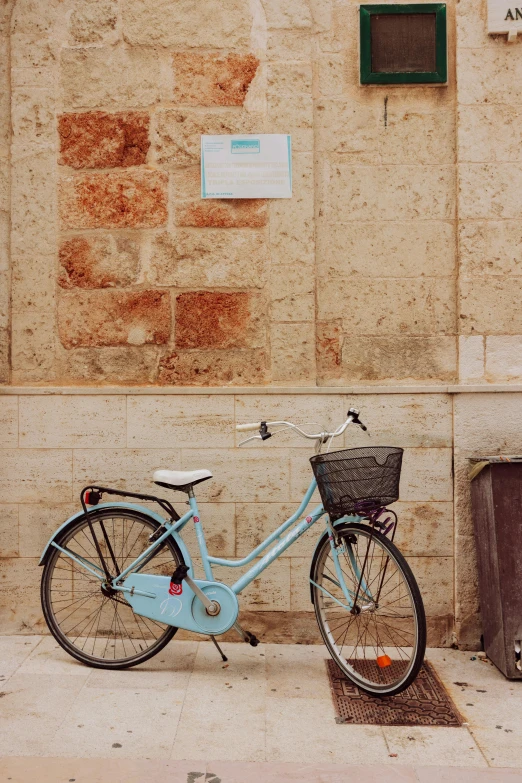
[40,408,426,696]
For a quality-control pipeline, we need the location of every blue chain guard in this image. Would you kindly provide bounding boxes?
[122,573,239,636]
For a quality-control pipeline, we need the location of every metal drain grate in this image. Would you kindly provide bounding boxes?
[326,659,463,726]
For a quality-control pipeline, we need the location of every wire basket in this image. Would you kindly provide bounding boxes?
[310,446,403,518]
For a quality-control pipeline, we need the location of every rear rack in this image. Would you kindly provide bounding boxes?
[80,485,181,522]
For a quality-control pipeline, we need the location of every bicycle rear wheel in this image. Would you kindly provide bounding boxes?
[312,522,426,696]
[41,509,183,669]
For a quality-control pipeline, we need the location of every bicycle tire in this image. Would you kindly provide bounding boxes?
[41,508,184,669]
[312,522,426,697]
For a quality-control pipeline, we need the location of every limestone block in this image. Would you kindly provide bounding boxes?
[269,264,314,322]
[454,532,481,648]
[0,269,7,327]
[59,234,140,289]
[0,450,72,503]
[269,153,314,265]
[315,100,379,162]
[486,336,522,381]
[341,336,457,383]
[11,152,57,256]
[0,556,44,634]
[288,450,323,502]
[270,322,316,384]
[72,448,181,496]
[0,328,8,382]
[0,396,18,447]
[459,220,522,276]
[154,109,262,168]
[316,55,345,97]
[409,556,454,616]
[175,291,265,350]
[58,112,150,169]
[59,171,168,230]
[318,277,456,335]
[181,449,290,503]
[456,0,488,47]
[212,557,291,611]
[459,335,484,382]
[10,33,58,72]
[127,395,234,448]
[316,321,342,383]
[61,46,169,110]
[19,396,126,449]
[0,505,19,557]
[11,88,56,152]
[459,105,522,164]
[267,63,312,94]
[289,556,314,611]
[18,502,77,557]
[12,250,57,312]
[235,502,318,558]
[267,94,313,151]
[392,501,454,557]
[69,0,118,45]
[380,110,456,165]
[122,0,252,49]
[175,198,268,229]
[325,164,456,221]
[267,29,312,60]
[149,229,269,289]
[459,164,522,219]
[11,0,61,35]
[57,346,161,385]
[401,448,453,502]
[235,393,345,448]
[158,348,268,386]
[58,290,171,348]
[458,47,522,105]
[183,503,235,557]
[460,277,522,334]
[317,221,456,278]
[262,0,312,28]
[342,394,452,449]
[11,311,56,382]
[173,53,259,106]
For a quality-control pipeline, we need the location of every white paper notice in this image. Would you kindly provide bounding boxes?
[201,134,292,199]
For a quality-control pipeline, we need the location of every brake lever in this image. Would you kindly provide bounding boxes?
[238,434,263,447]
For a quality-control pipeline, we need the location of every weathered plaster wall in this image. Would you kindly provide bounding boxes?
[2,0,522,647]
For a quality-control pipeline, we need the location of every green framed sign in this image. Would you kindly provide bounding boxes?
[360,4,447,84]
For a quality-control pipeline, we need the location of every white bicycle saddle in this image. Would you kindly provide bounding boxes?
[153,468,213,490]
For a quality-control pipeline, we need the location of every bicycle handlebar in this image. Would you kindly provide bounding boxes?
[236,409,367,445]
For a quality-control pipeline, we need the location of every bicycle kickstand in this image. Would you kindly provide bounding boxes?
[210,635,228,662]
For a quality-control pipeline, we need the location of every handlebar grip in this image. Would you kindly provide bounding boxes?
[236,422,261,432]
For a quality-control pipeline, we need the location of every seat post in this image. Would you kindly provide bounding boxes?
[188,489,213,581]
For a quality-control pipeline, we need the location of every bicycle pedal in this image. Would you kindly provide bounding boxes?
[245,631,260,647]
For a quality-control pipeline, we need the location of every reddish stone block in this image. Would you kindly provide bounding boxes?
[158,349,267,386]
[59,111,150,169]
[59,170,168,229]
[316,321,342,381]
[175,199,267,228]
[58,290,171,348]
[176,291,256,349]
[173,52,259,106]
[58,234,140,289]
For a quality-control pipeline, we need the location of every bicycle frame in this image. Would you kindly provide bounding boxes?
[48,479,372,614]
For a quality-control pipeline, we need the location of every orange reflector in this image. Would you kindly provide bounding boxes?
[377,654,392,668]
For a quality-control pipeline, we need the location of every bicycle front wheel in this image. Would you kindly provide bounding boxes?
[41,509,183,669]
[312,522,426,696]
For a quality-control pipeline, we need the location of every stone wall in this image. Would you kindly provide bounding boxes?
[0,389,454,645]
[1,0,522,647]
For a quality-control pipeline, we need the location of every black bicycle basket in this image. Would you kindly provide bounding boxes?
[310,446,403,517]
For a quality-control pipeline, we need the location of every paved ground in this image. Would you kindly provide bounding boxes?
[1,637,522,781]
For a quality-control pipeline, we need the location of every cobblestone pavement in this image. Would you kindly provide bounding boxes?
[1,637,521,780]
